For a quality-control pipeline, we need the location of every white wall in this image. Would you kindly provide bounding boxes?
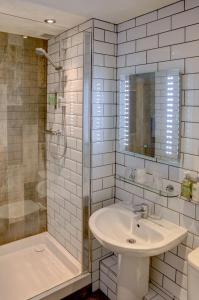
[47,20,92,264]
[115,1,199,299]
[46,1,199,298]
[90,19,117,290]
[46,18,117,286]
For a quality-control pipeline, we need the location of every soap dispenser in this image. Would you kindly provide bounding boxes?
[181,173,192,200]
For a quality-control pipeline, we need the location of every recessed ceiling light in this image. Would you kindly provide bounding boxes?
[23,36,28,39]
[44,19,56,24]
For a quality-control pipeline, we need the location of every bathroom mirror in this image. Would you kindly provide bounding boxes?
[118,70,181,163]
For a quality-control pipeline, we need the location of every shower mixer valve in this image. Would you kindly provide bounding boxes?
[45,129,62,136]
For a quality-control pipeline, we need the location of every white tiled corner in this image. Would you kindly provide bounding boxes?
[127,24,146,41]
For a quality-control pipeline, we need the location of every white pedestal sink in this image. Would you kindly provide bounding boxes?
[89,204,187,300]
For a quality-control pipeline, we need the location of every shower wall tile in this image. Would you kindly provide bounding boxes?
[185,0,199,9]
[94,41,115,56]
[118,41,135,55]
[0,32,47,245]
[118,31,127,44]
[127,24,146,41]
[47,20,92,263]
[172,7,199,29]
[136,11,157,26]
[118,19,135,32]
[147,17,171,35]
[136,35,158,51]
[91,19,117,291]
[158,1,184,18]
[94,19,115,32]
[159,28,185,47]
[186,24,199,42]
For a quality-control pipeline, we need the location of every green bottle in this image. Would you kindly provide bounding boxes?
[181,173,192,200]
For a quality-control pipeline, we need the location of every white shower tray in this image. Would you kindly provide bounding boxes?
[0,232,85,300]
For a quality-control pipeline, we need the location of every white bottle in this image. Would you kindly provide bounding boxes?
[192,177,199,202]
[153,172,162,191]
[135,168,146,184]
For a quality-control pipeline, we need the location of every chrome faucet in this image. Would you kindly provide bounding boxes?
[133,203,149,219]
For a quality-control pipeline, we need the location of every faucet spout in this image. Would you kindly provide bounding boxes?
[133,203,149,219]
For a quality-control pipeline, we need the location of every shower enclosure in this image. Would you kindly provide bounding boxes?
[0,27,92,300]
[0,32,47,244]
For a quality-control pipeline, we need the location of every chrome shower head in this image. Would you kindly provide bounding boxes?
[35,48,47,57]
[35,48,63,71]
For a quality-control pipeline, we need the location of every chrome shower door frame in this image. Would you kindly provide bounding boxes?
[82,30,92,273]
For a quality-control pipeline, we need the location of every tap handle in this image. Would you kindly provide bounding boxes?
[133,203,149,218]
[134,203,148,210]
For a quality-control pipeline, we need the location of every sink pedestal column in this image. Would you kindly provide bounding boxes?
[117,254,149,300]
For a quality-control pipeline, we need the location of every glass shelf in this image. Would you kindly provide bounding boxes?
[115,175,179,198]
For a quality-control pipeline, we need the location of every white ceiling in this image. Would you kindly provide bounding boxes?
[0,0,178,39]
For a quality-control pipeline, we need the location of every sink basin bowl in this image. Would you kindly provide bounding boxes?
[89,204,187,300]
[89,204,187,257]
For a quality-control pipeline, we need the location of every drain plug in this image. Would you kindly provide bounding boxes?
[127,238,136,244]
[34,247,45,252]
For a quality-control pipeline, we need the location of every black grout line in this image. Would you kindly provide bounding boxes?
[94,38,117,46]
[119,19,199,38]
[117,2,199,33]
[94,26,117,34]
[117,39,199,58]
[93,17,117,27]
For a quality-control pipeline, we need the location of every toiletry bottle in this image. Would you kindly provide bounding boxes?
[153,172,162,191]
[135,168,146,184]
[181,173,192,200]
[192,176,199,202]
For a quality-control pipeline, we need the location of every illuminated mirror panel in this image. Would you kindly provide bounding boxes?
[118,70,181,163]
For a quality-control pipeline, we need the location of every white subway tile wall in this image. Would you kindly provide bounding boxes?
[46,1,199,298]
[91,19,117,291]
[115,1,199,300]
[47,20,92,263]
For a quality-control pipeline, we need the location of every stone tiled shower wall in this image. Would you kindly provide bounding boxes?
[115,1,199,299]
[0,32,47,245]
[47,20,92,263]
[90,19,117,290]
